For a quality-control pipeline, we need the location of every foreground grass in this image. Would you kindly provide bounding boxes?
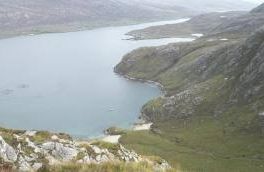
[120,104,264,172]
[120,111,264,172]
[38,162,176,172]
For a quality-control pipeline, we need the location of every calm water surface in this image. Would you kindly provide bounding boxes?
[0,19,193,137]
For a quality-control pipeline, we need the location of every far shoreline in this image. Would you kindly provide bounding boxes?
[0,17,188,41]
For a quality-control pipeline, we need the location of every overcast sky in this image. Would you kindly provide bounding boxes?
[245,0,264,4]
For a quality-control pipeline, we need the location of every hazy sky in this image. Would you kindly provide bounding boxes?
[245,0,264,4]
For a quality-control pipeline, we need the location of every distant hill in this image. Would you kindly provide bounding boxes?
[131,0,255,12]
[127,2,264,40]
[0,0,256,38]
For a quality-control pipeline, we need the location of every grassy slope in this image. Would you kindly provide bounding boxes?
[116,30,264,171]
[120,98,264,171]
[39,162,165,172]
[119,80,264,171]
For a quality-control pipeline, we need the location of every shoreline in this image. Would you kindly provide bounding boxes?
[109,33,200,142]
[100,122,153,144]
[109,33,201,142]
[98,71,167,144]
[114,72,167,96]
[0,17,186,41]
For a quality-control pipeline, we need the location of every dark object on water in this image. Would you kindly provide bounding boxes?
[18,84,29,89]
[1,89,14,95]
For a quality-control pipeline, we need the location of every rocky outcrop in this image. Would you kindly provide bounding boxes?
[118,145,141,162]
[41,142,78,161]
[0,129,170,171]
[0,136,17,162]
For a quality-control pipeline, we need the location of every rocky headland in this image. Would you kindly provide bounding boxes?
[114,3,264,172]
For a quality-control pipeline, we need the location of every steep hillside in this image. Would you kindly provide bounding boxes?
[116,29,264,120]
[209,12,264,38]
[115,4,264,171]
[117,28,264,172]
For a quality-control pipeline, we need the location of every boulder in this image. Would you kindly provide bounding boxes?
[51,135,59,140]
[32,163,43,171]
[26,138,42,153]
[45,142,78,161]
[0,136,17,162]
[24,131,37,137]
[18,156,31,171]
[91,145,102,154]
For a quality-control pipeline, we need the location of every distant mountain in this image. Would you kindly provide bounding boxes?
[0,0,185,30]
[129,0,255,12]
[0,0,256,38]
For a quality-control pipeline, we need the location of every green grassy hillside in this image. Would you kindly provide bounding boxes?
[115,6,264,171]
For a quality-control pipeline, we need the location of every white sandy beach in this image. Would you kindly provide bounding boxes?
[133,123,153,131]
[102,135,121,144]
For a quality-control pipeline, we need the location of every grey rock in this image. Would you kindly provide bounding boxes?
[26,138,41,153]
[18,156,31,172]
[52,143,78,161]
[91,145,102,154]
[83,155,91,163]
[24,130,37,137]
[32,163,43,171]
[42,142,78,161]
[95,155,102,162]
[0,136,17,162]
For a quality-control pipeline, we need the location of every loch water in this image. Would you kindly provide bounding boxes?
[0,19,194,138]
